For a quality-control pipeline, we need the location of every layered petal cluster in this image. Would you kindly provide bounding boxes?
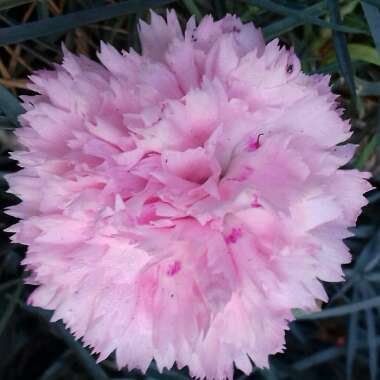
[6,10,370,380]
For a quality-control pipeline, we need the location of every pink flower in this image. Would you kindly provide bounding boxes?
[6,10,370,379]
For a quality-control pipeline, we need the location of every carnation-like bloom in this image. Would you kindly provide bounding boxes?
[6,10,370,379]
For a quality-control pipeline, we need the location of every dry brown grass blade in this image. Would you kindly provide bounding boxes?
[58,0,66,12]
[0,58,16,94]
[48,0,61,16]
[22,1,37,23]
[8,45,21,74]
[0,78,28,90]
[5,46,33,74]
[0,59,11,81]
[75,28,91,55]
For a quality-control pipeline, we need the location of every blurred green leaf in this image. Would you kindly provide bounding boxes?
[355,135,376,170]
[327,0,357,106]
[0,84,23,128]
[362,1,380,57]
[182,0,202,21]
[341,0,360,17]
[0,0,175,46]
[348,43,380,66]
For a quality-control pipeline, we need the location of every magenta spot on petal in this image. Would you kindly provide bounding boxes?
[246,139,259,152]
[246,134,263,152]
[234,173,248,182]
[167,260,181,276]
[251,195,261,208]
[231,166,253,182]
[225,228,242,244]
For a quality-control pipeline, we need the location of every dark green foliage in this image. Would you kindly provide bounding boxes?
[0,1,380,380]
[327,0,357,106]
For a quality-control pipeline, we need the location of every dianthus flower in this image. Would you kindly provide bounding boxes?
[6,10,370,380]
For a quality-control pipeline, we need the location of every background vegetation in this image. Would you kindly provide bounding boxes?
[0,1,380,379]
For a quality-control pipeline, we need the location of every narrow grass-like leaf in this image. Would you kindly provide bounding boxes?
[296,296,380,320]
[0,84,23,127]
[246,0,367,34]
[365,307,378,380]
[0,0,175,46]
[293,346,345,371]
[360,285,379,380]
[0,14,60,54]
[342,0,361,16]
[355,135,377,169]
[362,0,380,8]
[365,272,380,282]
[364,250,380,272]
[293,335,380,371]
[355,232,380,271]
[346,288,360,379]
[377,105,380,160]
[362,2,380,57]
[327,0,357,106]
[0,0,33,10]
[263,1,326,40]
[330,231,370,301]
[356,77,380,96]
